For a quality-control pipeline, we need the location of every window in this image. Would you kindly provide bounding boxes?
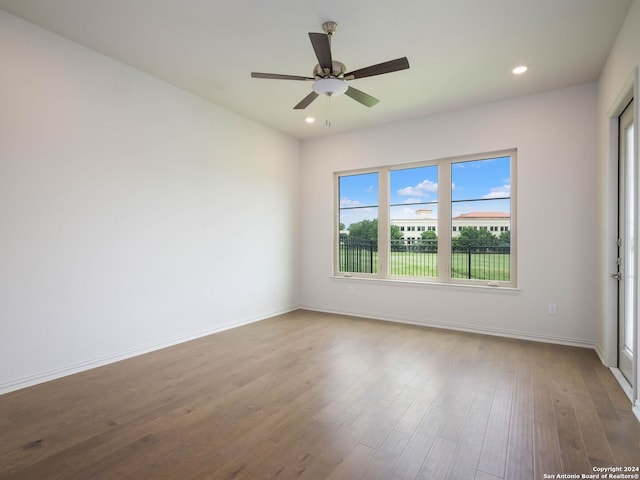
[335,150,516,287]
[451,156,512,283]
[338,172,378,274]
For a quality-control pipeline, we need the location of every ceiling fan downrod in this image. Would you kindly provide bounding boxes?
[322,21,338,37]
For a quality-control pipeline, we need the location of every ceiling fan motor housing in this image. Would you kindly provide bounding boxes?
[313,61,346,79]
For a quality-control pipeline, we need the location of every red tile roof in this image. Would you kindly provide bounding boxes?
[453,212,510,219]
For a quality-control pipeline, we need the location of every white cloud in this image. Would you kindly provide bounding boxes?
[340,207,376,228]
[483,184,510,199]
[398,179,438,198]
[452,205,472,217]
[340,197,363,208]
[399,207,416,217]
[402,197,423,204]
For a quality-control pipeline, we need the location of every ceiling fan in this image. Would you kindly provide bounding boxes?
[251,21,410,110]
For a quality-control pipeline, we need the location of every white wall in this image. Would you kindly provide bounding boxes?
[0,11,300,393]
[596,0,640,411]
[2,2,627,396]
[300,83,598,346]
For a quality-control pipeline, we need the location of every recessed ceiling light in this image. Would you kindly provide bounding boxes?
[305,117,315,124]
[512,65,528,75]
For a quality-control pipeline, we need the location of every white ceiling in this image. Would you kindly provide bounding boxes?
[0,0,633,140]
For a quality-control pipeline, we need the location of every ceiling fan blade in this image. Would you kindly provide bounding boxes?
[251,72,314,81]
[309,32,333,72]
[345,87,379,108]
[345,57,410,80]
[294,91,319,109]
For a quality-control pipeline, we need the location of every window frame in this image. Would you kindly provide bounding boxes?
[334,149,517,288]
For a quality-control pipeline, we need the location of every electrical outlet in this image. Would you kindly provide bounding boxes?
[548,303,557,315]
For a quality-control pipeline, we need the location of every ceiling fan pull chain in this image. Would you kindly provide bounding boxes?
[325,94,332,128]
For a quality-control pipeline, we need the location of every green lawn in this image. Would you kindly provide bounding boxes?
[451,252,510,281]
[390,251,437,277]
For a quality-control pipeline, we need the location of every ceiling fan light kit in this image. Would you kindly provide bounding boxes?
[251,21,410,125]
[312,78,348,96]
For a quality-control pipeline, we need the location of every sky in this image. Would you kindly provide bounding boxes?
[339,156,511,228]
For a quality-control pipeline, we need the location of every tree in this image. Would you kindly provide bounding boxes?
[499,230,510,246]
[420,230,437,241]
[348,219,378,241]
[419,230,437,246]
[452,227,499,249]
[416,230,437,252]
[390,224,403,242]
[347,219,403,243]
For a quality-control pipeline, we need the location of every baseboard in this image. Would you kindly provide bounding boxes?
[595,345,609,366]
[0,307,297,396]
[0,305,600,396]
[301,305,597,349]
[634,401,640,423]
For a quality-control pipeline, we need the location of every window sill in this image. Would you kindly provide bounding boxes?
[330,275,521,295]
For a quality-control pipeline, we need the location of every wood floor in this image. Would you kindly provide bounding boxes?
[1,310,639,480]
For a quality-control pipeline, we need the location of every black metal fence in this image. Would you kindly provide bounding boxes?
[339,235,377,273]
[339,235,510,281]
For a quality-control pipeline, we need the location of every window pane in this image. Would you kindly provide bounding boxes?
[339,173,378,274]
[624,122,635,353]
[390,165,438,277]
[451,157,511,281]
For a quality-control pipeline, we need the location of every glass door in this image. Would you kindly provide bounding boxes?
[618,99,635,386]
